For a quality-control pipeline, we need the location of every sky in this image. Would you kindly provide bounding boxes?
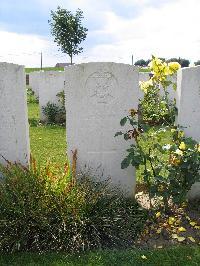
[0,0,200,67]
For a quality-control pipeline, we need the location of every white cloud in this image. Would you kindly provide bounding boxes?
[0,31,67,67]
[0,31,45,66]
[85,0,200,63]
[1,0,200,66]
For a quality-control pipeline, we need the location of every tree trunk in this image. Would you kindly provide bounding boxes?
[70,55,73,65]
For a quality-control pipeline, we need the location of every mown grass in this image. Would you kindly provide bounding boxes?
[28,102,66,166]
[0,246,199,266]
[139,67,150,72]
[25,67,64,73]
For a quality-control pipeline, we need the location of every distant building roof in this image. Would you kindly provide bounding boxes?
[55,63,75,67]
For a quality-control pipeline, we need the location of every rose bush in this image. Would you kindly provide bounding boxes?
[116,56,200,212]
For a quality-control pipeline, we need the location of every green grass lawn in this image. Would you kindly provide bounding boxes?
[28,102,66,166]
[0,246,199,266]
[139,67,150,72]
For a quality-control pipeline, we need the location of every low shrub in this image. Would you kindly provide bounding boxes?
[116,56,200,211]
[42,91,66,124]
[116,112,200,211]
[42,102,60,124]
[139,90,177,126]
[0,159,146,253]
[26,87,38,104]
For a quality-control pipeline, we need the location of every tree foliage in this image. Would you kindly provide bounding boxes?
[135,58,165,67]
[134,59,148,67]
[167,58,190,68]
[194,60,200,66]
[49,7,88,64]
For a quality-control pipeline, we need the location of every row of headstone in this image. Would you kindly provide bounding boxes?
[29,71,65,121]
[29,71,177,123]
[38,71,65,121]
[29,71,40,97]
[0,62,199,198]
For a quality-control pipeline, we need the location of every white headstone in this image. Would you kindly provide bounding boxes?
[38,71,65,121]
[29,71,40,97]
[177,66,200,141]
[65,62,139,195]
[0,62,30,165]
[177,66,200,200]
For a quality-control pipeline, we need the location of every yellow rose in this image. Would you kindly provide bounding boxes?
[154,57,163,65]
[168,217,175,225]
[164,66,170,76]
[178,131,185,138]
[174,158,181,166]
[148,57,163,70]
[197,144,200,152]
[139,79,153,93]
[168,62,181,73]
[175,149,183,156]
[156,212,161,218]
[129,108,137,117]
[179,142,186,150]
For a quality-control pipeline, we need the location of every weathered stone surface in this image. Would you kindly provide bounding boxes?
[177,66,200,141]
[177,66,200,200]
[65,62,139,195]
[29,71,40,97]
[0,62,30,165]
[38,71,65,121]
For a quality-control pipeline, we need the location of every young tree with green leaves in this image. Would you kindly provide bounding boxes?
[49,7,88,64]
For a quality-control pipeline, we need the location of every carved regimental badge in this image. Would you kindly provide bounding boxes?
[85,71,118,104]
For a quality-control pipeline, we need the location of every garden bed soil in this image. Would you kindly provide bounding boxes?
[135,192,200,249]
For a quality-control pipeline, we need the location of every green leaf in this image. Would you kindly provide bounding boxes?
[121,157,130,169]
[128,117,137,127]
[124,133,130,140]
[120,117,127,126]
[114,131,123,137]
[173,83,177,91]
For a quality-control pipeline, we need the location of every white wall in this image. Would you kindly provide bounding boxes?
[38,71,65,121]
[65,62,139,196]
[0,62,30,166]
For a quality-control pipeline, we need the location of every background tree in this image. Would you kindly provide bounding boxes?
[194,60,200,66]
[134,58,165,67]
[167,57,190,68]
[49,7,88,64]
[134,59,147,67]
